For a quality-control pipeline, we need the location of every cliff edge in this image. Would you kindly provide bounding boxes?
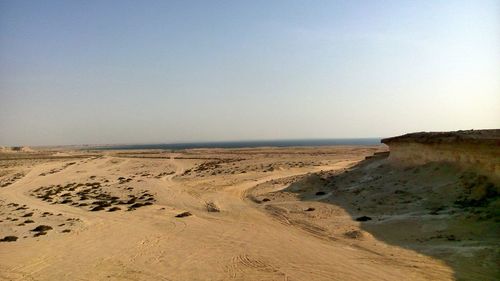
[381,129,500,184]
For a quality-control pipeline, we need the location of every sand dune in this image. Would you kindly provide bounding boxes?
[0,146,496,280]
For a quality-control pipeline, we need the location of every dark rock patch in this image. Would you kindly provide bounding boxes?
[0,236,18,242]
[129,203,145,209]
[93,201,111,207]
[175,211,192,218]
[355,216,372,222]
[90,206,105,211]
[32,225,53,232]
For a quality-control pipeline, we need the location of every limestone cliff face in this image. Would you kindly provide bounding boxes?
[381,130,500,184]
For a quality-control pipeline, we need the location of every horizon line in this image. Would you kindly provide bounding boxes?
[4,137,385,149]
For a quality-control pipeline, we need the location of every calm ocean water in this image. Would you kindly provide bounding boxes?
[95,138,381,150]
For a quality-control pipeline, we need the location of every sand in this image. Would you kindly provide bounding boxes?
[0,146,496,280]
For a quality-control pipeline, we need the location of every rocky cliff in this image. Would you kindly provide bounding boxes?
[381,130,500,184]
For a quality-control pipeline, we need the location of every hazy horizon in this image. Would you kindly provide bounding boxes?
[1,0,499,146]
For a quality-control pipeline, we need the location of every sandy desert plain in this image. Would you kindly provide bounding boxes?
[0,144,498,281]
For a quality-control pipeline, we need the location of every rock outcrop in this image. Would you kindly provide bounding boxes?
[381,130,500,184]
[1,146,34,152]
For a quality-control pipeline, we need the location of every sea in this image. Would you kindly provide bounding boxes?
[94,138,382,150]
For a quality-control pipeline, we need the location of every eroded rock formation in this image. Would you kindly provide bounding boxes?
[382,129,500,184]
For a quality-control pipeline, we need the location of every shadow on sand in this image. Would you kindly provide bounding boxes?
[274,155,499,280]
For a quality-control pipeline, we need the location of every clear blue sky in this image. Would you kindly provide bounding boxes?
[1,0,499,146]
